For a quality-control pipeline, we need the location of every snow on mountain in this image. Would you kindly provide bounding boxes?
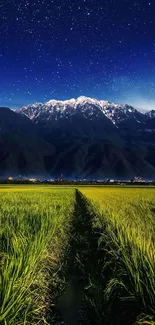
[19,102,43,120]
[99,102,137,124]
[146,110,155,118]
[18,96,147,127]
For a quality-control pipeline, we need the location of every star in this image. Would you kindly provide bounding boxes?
[0,0,154,109]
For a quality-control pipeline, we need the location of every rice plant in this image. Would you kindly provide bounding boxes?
[0,186,75,325]
[80,187,155,324]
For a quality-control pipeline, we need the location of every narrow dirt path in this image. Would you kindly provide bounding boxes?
[48,189,102,325]
[47,189,148,325]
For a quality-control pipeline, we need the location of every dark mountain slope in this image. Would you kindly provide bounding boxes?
[0,107,54,178]
[0,97,155,179]
[17,97,155,179]
[43,138,155,179]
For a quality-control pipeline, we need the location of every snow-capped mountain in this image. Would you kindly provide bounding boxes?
[0,97,155,179]
[18,96,155,137]
[19,96,123,143]
[18,96,145,127]
[146,110,155,118]
[18,96,106,121]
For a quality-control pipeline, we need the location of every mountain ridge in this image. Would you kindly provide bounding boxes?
[18,96,154,117]
[0,97,155,179]
[18,96,155,135]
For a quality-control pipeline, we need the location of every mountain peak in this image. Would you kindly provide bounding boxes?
[146,110,155,118]
[18,96,141,126]
[44,96,100,108]
[8,97,155,179]
[46,98,76,107]
[77,96,97,103]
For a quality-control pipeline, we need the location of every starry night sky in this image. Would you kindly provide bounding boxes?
[0,0,155,110]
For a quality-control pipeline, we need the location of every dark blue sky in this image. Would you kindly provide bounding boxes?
[0,0,155,110]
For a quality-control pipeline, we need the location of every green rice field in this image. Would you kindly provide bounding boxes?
[1,185,155,324]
